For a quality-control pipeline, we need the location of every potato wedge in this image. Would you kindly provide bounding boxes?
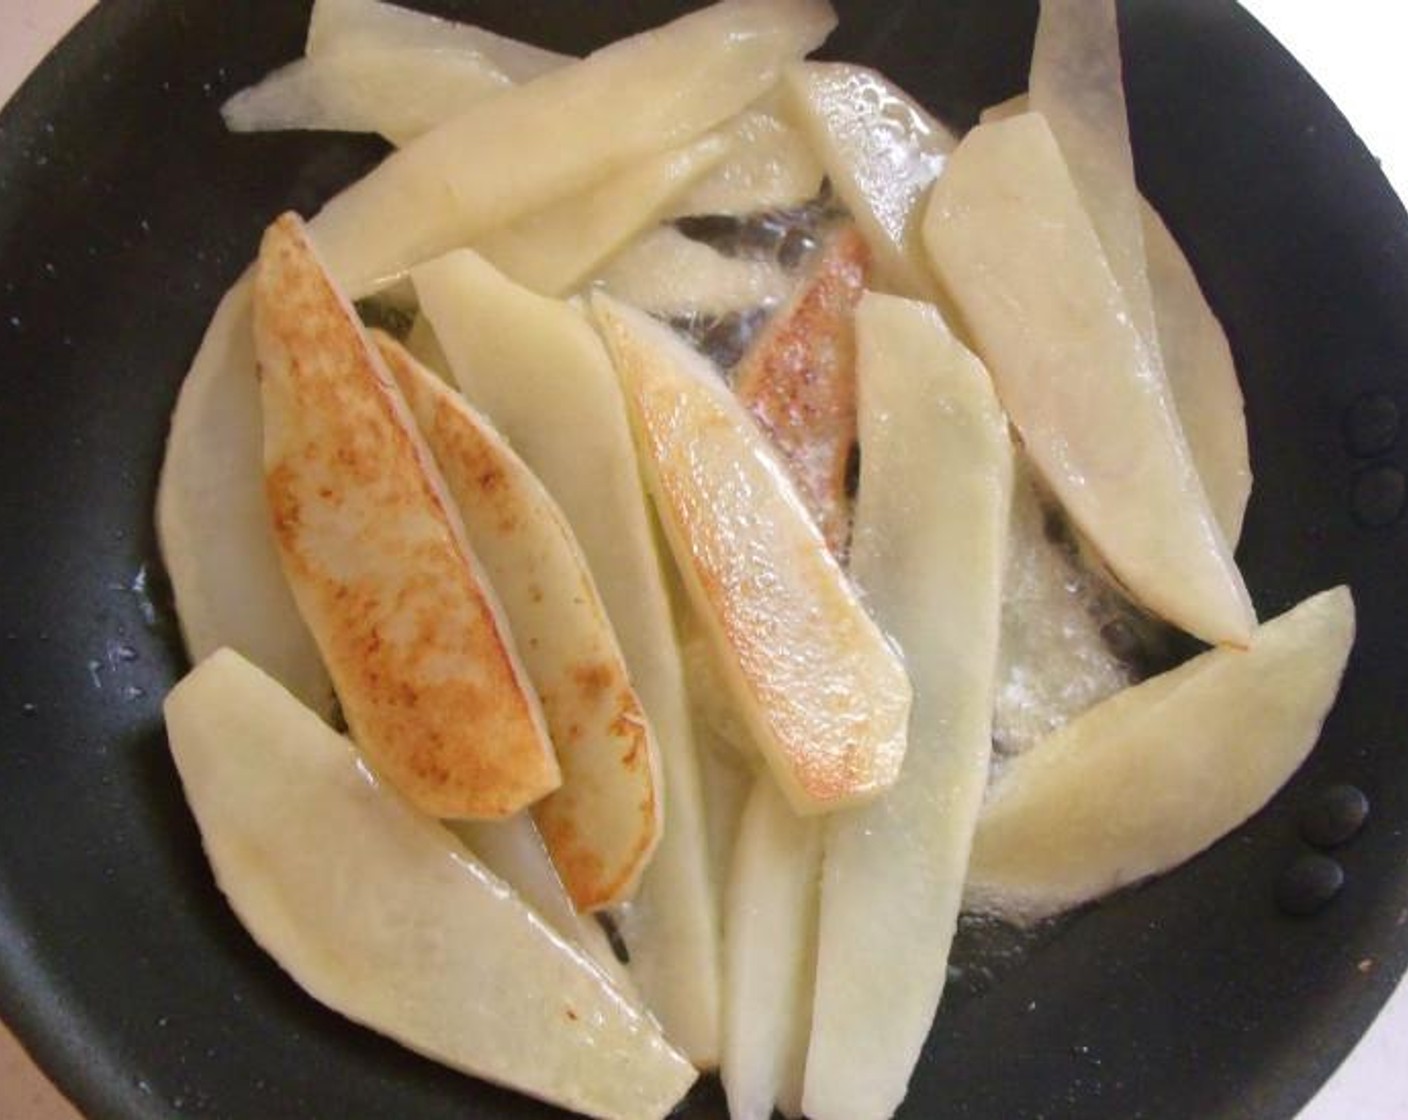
[165,649,694,1120]
[376,334,663,911]
[308,0,572,84]
[805,294,1011,1120]
[783,61,955,300]
[670,109,825,218]
[923,114,1254,646]
[309,0,837,295]
[969,587,1355,923]
[734,224,869,556]
[450,815,636,995]
[156,278,334,715]
[475,132,731,297]
[595,226,793,317]
[592,293,911,815]
[1142,201,1251,546]
[255,214,558,819]
[221,45,511,145]
[722,778,822,1120]
[1030,0,1159,351]
[979,89,1253,546]
[412,250,721,1066]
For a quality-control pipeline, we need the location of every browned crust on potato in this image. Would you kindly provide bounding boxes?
[734,224,870,558]
[374,332,661,909]
[255,213,560,820]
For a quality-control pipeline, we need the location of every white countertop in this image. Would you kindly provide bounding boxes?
[0,1,1404,1117]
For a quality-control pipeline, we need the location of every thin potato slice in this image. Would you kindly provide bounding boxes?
[377,334,663,911]
[670,109,825,218]
[805,294,1011,1120]
[979,90,1252,546]
[308,0,572,83]
[309,0,837,295]
[783,62,955,299]
[979,89,1252,546]
[475,132,732,297]
[969,587,1355,923]
[255,214,558,819]
[221,45,511,145]
[165,649,694,1120]
[156,279,334,715]
[412,250,721,1066]
[1029,0,1159,351]
[450,815,636,995]
[923,114,1254,646]
[1142,201,1251,546]
[592,293,911,815]
[734,225,870,557]
[595,226,794,317]
[721,778,822,1120]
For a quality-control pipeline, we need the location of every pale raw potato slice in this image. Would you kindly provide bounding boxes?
[220,45,511,145]
[783,61,955,299]
[376,334,663,911]
[155,279,334,715]
[721,778,822,1120]
[969,587,1356,924]
[164,649,695,1120]
[804,294,1011,1120]
[923,114,1254,646]
[734,225,870,557]
[594,225,793,317]
[695,716,755,907]
[1142,200,1251,546]
[474,132,732,297]
[412,250,721,1066]
[994,460,1135,758]
[308,0,572,84]
[592,293,912,814]
[1030,0,1158,352]
[1031,0,1253,543]
[255,214,558,819]
[669,110,825,218]
[450,815,636,996]
[978,88,1253,546]
[308,0,838,296]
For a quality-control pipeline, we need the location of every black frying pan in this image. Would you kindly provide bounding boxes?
[2,1,1406,1117]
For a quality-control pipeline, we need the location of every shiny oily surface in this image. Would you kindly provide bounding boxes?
[2,2,1408,1120]
[594,295,911,814]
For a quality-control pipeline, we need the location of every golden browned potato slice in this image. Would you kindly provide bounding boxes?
[411,250,721,1063]
[254,213,559,820]
[734,225,870,557]
[374,333,663,910]
[593,293,911,816]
